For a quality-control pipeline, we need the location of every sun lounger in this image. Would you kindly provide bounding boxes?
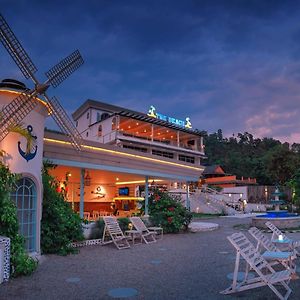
[265,221,299,255]
[221,232,293,300]
[129,217,158,244]
[248,227,296,273]
[102,216,130,250]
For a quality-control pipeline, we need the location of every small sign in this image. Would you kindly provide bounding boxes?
[147,106,192,129]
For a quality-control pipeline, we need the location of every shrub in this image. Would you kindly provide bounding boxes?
[148,189,192,233]
[41,163,83,255]
[0,162,37,277]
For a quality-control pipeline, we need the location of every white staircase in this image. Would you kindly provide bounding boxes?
[190,187,241,215]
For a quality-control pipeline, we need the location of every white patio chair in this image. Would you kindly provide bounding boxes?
[248,227,296,273]
[265,221,299,255]
[221,232,293,300]
[129,217,158,244]
[102,217,130,250]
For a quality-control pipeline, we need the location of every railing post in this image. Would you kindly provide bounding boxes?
[145,176,149,216]
[79,168,85,218]
[186,182,190,211]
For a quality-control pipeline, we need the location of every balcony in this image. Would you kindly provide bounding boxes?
[99,130,205,155]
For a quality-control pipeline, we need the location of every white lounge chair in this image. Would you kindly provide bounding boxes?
[221,232,293,300]
[265,221,299,255]
[248,227,296,273]
[102,217,130,250]
[129,217,158,244]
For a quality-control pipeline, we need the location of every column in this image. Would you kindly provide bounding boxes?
[151,124,154,142]
[177,130,180,147]
[186,181,190,211]
[145,176,149,216]
[79,168,85,218]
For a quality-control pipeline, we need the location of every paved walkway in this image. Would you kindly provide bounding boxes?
[1,216,300,300]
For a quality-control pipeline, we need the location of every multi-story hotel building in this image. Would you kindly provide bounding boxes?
[1,79,205,253]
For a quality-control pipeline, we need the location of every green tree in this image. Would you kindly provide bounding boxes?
[0,162,37,276]
[41,163,83,255]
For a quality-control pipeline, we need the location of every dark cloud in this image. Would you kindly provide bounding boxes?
[1,0,300,142]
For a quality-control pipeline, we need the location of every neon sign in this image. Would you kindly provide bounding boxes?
[147,105,192,129]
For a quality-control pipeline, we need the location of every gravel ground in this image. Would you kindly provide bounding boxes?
[1,216,300,300]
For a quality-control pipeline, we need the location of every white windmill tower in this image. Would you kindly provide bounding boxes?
[0,13,85,254]
[0,13,84,151]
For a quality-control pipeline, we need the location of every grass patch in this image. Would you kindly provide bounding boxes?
[192,213,223,219]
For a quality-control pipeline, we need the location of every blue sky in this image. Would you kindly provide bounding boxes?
[1,0,300,143]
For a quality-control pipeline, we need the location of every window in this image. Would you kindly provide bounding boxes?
[86,132,89,137]
[11,177,37,252]
[152,149,174,158]
[123,144,147,153]
[101,113,110,121]
[76,121,78,127]
[87,112,89,119]
[179,154,195,164]
[96,112,101,122]
[98,125,102,137]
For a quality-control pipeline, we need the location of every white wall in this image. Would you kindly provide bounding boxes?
[0,90,48,254]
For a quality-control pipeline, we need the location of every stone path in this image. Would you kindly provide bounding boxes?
[1,216,300,300]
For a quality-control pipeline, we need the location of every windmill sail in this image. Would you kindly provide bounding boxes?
[46,95,82,151]
[0,14,84,151]
[0,93,37,141]
[45,50,84,88]
[0,14,37,81]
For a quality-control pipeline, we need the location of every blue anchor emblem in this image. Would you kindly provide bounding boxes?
[18,125,38,162]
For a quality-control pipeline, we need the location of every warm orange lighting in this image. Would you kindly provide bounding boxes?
[116,179,163,185]
[171,136,174,138]
[144,129,147,132]
[0,89,48,110]
[158,133,161,135]
[43,138,204,171]
[113,197,144,201]
[128,126,131,129]
[136,122,139,125]
[116,177,119,181]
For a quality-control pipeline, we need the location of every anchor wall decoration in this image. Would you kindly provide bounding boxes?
[18,125,38,162]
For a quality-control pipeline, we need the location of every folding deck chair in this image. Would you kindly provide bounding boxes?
[102,217,130,250]
[248,227,296,273]
[221,232,293,300]
[129,217,158,244]
[265,221,299,255]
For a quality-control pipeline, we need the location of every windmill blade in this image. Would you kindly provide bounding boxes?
[0,14,37,81]
[0,93,37,141]
[45,50,84,88]
[45,95,83,151]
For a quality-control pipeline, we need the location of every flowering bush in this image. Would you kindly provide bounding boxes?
[148,189,192,233]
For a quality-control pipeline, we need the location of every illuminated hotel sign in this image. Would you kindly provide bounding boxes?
[147,105,192,129]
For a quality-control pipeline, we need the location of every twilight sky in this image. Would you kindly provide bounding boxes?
[1,0,300,143]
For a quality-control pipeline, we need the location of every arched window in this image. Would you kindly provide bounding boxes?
[98,125,102,137]
[112,117,117,130]
[11,177,37,252]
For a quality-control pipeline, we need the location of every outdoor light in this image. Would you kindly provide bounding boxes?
[278,234,283,241]
[84,171,91,186]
